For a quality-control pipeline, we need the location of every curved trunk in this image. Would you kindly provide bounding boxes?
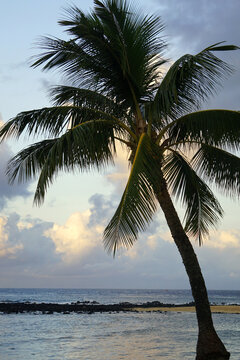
[156,175,230,360]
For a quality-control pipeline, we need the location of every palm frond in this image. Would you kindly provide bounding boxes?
[50,85,131,121]
[192,144,240,197]
[0,105,126,140]
[7,120,116,205]
[168,109,240,150]
[6,139,58,184]
[153,42,238,122]
[32,36,90,75]
[103,133,160,255]
[163,151,223,244]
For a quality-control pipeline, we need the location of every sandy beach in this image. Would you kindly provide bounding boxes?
[131,305,240,314]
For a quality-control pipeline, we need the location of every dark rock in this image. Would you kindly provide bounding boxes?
[0,300,201,315]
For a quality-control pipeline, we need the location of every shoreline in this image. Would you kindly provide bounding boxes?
[0,301,239,314]
[130,305,240,314]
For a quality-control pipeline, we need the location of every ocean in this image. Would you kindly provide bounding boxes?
[0,288,239,359]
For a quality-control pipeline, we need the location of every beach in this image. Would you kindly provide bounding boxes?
[131,305,240,313]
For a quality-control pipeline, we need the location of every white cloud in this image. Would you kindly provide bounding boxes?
[205,230,240,250]
[45,210,103,262]
[160,227,240,251]
[17,221,34,230]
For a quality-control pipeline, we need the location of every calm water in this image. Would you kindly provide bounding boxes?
[0,289,239,359]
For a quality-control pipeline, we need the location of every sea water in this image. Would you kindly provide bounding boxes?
[0,289,239,359]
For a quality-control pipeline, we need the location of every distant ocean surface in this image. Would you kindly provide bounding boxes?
[0,288,239,359]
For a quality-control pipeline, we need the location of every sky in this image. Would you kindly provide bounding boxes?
[0,0,240,290]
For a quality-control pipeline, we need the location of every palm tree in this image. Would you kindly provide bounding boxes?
[1,0,239,358]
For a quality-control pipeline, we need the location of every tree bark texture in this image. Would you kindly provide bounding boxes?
[156,174,230,360]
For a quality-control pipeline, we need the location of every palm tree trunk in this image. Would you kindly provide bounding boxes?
[156,174,230,360]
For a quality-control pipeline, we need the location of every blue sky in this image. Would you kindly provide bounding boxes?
[0,0,240,289]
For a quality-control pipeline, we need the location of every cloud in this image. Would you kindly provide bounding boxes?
[0,213,55,263]
[204,230,240,250]
[153,0,240,110]
[0,212,60,287]
[155,0,240,53]
[155,226,240,251]
[44,193,118,263]
[0,145,239,290]
[0,193,180,288]
[0,216,23,258]
[195,233,240,289]
[0,202,240,289]
[88,193,115,227]
[0,120,32,209]
[45,210,104,262]
[42,187,240,289]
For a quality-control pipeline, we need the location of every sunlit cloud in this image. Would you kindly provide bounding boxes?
[17,221,34,230]
[45,210,103,263]
[161,230,174,244]
[159,227,240,251]
[147,235,158,250]
[206,230,240,250]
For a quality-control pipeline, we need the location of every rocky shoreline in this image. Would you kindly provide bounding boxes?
[0,300,195,314]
